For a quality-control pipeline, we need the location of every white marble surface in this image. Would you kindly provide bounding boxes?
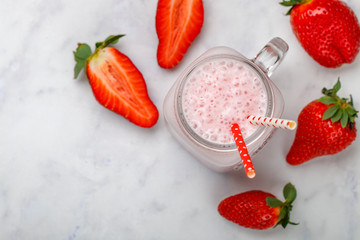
[1,0,360,239]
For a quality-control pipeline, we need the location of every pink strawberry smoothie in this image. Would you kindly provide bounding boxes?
[181,59,268,144]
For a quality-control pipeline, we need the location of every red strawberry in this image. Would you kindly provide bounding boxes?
[280,0,360,68]
[287,79,358,165]
[218,183,298,230]
[73,35,159,128]
[156,0,204,68]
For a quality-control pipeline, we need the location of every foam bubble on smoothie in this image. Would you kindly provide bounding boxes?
[181,59,268,144]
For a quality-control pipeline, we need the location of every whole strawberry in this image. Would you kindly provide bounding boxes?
[218,183,298,230]
[287,79,358,165]
[280,0,360,68]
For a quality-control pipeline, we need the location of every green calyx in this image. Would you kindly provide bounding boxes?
[73,34,125,79]
[279,0,312,15]
[318,78,358,129]
[266,183,298,229]
[95,34,125,51]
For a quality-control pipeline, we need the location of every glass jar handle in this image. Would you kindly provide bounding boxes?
[252,37,289,77]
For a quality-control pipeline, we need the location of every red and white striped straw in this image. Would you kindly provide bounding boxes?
[231,123,256,179]
[246,115,297,130]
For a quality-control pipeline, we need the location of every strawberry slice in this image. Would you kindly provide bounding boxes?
[73,35,159,128]
[156,0,204,68]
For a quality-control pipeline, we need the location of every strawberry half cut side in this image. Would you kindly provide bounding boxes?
[156,0,204,68]
[73,35,159,128]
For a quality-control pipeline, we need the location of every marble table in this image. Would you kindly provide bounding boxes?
[1,0,360,239]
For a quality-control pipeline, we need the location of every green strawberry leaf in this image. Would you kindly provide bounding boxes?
[273,207,287,228]
[283,183,297,204]
[350,95,354,107]
[350,112,357,122]
[278,208,287,221]
[346,107,357,116]
[289,221,300,225]
[279,0,302,15]
[283,183,292,198]
[266,197,284,207]
[322,79,341,97]
[74,61,85,79]
[279,0,304,5]
[74,43,92,61]
[95,42,103,49]
[105,34,124,45]
[73,43,92,79]
[95,34,125,50]
[322,106,339,120]
[331,109,343,123]
[341,111,349,128]
[318,96,338,105]
[333,78,341,93]
[279,1,294,6]
[281,214,289,228]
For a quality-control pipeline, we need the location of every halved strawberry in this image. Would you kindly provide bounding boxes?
[156,0,204,68]
[73,35,159,128]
